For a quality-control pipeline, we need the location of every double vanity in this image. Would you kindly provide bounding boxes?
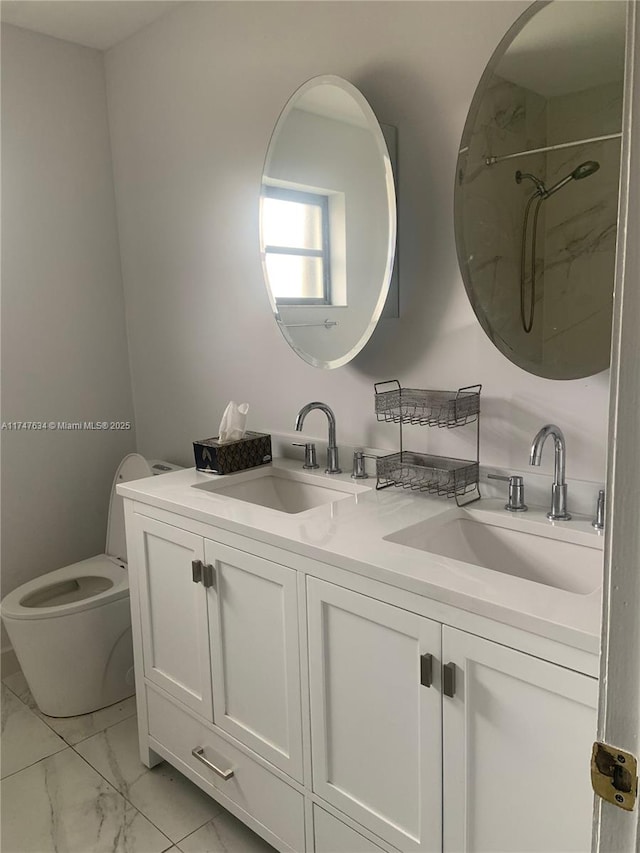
[117,3,623,848]
[118,454,603,853]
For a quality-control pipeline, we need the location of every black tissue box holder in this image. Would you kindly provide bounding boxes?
[193,431,272,475]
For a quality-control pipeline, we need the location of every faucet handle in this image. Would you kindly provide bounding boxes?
[488,473,528,512]
[592,489,605,530]
[351,450,377,480]
[292,442,319,470]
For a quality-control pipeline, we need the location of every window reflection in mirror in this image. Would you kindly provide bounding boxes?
[263,186,332,304]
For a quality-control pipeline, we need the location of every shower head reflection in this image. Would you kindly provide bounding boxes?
[515,161,600,199]
[544,160,600,198]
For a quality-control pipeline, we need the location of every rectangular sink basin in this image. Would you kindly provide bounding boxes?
[193,467,368,514]
[384,510,602,595]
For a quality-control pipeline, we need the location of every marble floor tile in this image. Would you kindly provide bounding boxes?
[0,748,172,853]
[1,684,66,778]
[178,810,276,853]
[3,670,137,745]
[76,715,222,842]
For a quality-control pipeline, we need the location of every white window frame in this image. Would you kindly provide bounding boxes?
[263,185,332,305]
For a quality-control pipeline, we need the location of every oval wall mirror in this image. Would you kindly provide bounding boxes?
[260,75,396,369]
[455,0,626,379]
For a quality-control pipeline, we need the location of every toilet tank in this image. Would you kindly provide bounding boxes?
[106,455,182,562]
[148,459,183,476]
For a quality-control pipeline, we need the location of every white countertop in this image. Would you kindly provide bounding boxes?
[118,459,604,655]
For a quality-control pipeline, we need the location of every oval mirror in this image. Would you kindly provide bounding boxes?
[455,1,626,379]
[260,75,396,369]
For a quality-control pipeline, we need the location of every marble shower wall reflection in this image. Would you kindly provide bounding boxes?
[458,73,621,378]
[543,81,621,374]
[460,75,547,366]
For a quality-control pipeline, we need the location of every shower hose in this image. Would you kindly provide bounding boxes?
[520,191,544,334]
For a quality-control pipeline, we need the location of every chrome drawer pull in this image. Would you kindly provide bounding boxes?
[191,746,234,780]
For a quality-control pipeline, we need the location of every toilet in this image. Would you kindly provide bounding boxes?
[1,454,177,718]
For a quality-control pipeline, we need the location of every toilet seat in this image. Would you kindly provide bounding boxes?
[1,454,152,623]
[0,453,182,716]
[0,555,129,620]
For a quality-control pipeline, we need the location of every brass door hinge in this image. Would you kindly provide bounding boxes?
[591,742,638,811]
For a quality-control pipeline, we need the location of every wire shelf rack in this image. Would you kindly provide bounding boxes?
[376,452,479,499]
[374,382,480,428]
[373,380,481,506]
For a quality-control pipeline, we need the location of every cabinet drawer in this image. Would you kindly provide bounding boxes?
[313,806,389,853]
[146,686,305,852]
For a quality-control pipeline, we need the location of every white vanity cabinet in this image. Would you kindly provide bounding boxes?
[306,579,598,853]
[130,512,304,783]
[124,501,599,853]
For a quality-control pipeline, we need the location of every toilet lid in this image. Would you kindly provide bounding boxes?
[0,556,129,620]
[106,453,152,561]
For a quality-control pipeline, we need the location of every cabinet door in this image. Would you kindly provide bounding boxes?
[442,626,598,853]
[133,514,213,719]
[204,539,303,781]
[307,578,442,853]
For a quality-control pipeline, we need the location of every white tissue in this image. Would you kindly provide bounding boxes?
[218,401,249,443]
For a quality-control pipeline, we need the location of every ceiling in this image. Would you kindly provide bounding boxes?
[0,0,183,51]
[297,84,370,130]
[497,1,626,98]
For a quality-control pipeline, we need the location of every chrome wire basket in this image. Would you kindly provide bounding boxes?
[376,452,479,499]
[373,380,482,506]
[374,382,480,428]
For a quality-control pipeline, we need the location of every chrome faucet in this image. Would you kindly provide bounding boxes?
[295,402,341,474]
[529,424,571,520]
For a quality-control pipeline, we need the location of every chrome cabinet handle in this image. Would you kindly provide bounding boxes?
[443,662,456,698]
[191,746,234,780]
[201,563,215,588]
[420,653,433,688]
[192,560,215,588]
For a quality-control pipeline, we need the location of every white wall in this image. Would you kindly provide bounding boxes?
[105,1,610,486]
[1,24,136,643]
